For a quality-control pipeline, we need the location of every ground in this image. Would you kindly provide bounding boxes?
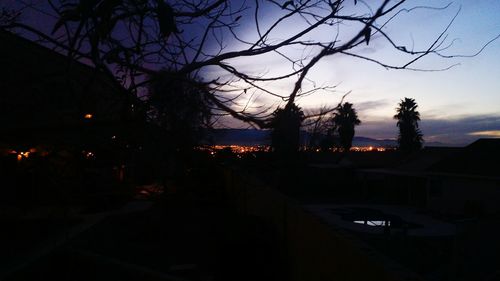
[2,167,283,281]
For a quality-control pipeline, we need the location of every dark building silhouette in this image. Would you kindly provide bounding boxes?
[0,29,144,205]
[0,29,137,147]
[356,139,500,214]
[429,138,500,177]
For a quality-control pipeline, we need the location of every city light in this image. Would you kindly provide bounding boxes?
[17,151,30,161]
[349,146,392,152]
[82,150,96,159]
[198,145,394,155]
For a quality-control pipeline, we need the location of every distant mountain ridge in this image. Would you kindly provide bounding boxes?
[207,129,448,147]
[208,129,270,146]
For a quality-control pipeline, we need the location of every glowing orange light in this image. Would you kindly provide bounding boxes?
[84,113,93,119]
[17,151,30,161]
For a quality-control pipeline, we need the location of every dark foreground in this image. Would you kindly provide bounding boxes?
[1,168,282,281]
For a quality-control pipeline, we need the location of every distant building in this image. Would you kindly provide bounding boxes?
[426,139,500,215]
[357,139,500,216]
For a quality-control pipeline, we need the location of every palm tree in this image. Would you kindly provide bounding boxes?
[394,97,423,152]
[332,102,361,151]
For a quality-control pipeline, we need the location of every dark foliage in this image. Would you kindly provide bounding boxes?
[148,71,213,151]
[332,102,361,151]
[394,97,423,152]
[270,104,304,156]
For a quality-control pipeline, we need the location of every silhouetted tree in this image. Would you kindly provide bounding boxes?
[148,71,212,151]
[270,104,304,157]
[1,1,484,129]
[147,71,213,181]
[304,106,334,151]
[394,98,423,152]
[332,102,361,151]
[0,8,18,26]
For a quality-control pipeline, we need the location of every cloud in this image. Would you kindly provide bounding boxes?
[355,114,500,145]
[355,118,398,140]
[420,115,500,144]
[468,130,500,137]
[354,99,393,112]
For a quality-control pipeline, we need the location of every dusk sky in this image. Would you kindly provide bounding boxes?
[323,0,500,145]
[4,0,500,145]
[207,0,500,145]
